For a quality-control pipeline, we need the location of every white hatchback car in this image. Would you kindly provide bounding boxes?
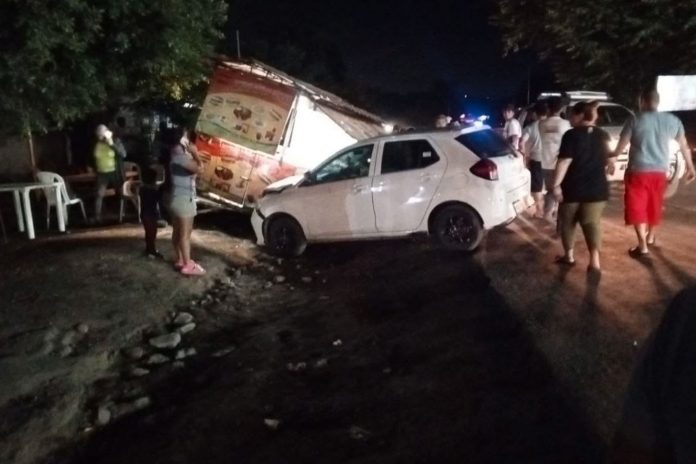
[251,127,532,256]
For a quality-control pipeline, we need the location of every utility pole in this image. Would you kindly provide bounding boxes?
[236,30,242,59]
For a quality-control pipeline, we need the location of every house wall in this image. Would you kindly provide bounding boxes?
[0,132,69,182]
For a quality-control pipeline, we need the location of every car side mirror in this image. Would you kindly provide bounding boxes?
[302,171,315,186]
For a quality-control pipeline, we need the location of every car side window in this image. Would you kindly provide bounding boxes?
[313,145,374,185]
[381,140,440,175]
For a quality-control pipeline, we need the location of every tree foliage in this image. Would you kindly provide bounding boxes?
[0,0,226,133]
[226,0,347,93]
[494,0,696,104]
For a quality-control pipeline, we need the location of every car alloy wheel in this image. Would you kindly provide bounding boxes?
[266,216,307,257]
[432,204,483,252]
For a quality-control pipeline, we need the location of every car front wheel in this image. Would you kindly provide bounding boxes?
[432,205,484,252]
[265,216,307,257]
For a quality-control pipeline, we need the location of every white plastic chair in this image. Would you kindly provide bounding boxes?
[119,180,141,223]
[122,161,141,181]
[36,171,87,229]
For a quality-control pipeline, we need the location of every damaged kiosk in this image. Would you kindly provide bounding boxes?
[194,59,386,210]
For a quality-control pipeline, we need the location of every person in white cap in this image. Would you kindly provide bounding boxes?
[93,124,126,223]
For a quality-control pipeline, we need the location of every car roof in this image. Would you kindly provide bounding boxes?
[356,125,489,146]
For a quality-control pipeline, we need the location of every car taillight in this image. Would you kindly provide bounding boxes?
[470,159,499,181]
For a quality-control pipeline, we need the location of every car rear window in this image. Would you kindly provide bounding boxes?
[455,130,514,158]
[597,105,632,127]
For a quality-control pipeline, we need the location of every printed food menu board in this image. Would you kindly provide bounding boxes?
[196,67,296,154]
[195,66,298,206]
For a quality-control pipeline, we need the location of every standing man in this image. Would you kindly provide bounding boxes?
[539,97,571,221]
[93,124,126,223]
[611,89,695,258]
[521,101,548,217]
[502,104,522,150]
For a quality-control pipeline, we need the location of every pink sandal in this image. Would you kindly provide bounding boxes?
[180,260,206,276]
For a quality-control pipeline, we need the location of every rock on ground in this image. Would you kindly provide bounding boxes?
[149,333,181,350]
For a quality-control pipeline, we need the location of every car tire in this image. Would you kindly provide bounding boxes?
[265,216,307,257]
[431,205,484,252]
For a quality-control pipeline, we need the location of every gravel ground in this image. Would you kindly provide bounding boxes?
[1,181,695,463]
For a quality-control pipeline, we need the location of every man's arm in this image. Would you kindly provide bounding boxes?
[112,139,127,159]
[677,133,695,184]
[552,158,572,202]
[609,119,633,176]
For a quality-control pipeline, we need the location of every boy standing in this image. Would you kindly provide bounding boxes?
[521,102,548,217]
[502,104,522,150]
[139,167,163,259]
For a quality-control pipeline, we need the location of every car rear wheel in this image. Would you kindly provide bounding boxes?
[265,216,307,257]
[432,205,483,252]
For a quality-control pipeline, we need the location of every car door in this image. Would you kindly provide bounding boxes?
[372,138,446,233]
[294,144,377,239]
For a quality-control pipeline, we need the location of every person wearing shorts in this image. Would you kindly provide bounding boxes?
[167,128,205,276]
[539,97,572,221]
[611,89,695,258]
[521,101,548,217]
[552,101,610,272]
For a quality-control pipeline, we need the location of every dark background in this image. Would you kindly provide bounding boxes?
[225,0,556,126]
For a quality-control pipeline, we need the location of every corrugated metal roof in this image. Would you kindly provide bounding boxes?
[216,57,384,125]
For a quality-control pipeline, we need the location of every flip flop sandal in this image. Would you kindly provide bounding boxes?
[628,247,650,259]
[554,256,576,266]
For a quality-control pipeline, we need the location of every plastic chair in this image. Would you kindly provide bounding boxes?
[122,161,141,181]
[36,171,87,229]
[119,180,141,223]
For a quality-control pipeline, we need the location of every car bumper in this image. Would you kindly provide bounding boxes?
[481,173,532,228]
[251,209,266,246]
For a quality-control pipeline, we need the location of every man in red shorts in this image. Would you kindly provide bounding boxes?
[611,89,695,258]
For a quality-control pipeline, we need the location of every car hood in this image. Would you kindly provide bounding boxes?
[264,174,305,193]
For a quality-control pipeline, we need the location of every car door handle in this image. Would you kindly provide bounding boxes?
[352,185,368,194]
[420,173,432,182]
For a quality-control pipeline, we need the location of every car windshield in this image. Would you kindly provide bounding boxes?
[596,105,632,127]
[455,129,513,158]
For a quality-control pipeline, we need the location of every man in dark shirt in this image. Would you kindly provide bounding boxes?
[610,286,696,463]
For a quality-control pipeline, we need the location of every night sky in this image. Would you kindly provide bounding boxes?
[228,0,544,121]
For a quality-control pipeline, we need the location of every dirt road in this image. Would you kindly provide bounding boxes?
[1,181,695,463]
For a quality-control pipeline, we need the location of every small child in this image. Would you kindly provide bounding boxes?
[140,166,163,258]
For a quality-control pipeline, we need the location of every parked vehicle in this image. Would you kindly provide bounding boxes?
[193,59,385,211]
[251,126,533,256]
[518,91,686,191]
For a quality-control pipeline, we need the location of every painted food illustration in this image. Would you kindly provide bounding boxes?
[233,106,252,121]
[214,166,234,181]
